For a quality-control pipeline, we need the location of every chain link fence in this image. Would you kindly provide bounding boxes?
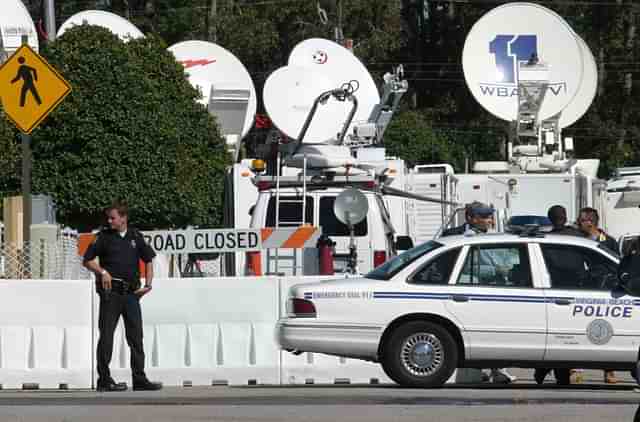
[0,227,91,280]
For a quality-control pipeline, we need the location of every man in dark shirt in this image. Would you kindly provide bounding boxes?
[548,205,583,236]
[83,201,162,392]
[577,206,619,384]
[534,205,585,386]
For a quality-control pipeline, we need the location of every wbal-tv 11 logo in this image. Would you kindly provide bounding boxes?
[461,3,586,123]
[478,34,566,98]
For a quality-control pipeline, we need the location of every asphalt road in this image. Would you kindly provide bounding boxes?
[2,370,640,422]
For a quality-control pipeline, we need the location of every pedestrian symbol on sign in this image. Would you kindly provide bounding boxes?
[0,44,72,134]
[11,56,42,107]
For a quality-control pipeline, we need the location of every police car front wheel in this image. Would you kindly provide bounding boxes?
[382,321,458,387]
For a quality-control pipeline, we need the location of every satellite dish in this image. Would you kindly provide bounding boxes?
[462,3,583,122]
[57,10,144,41]
[263,65,346,142]
[288,38,380,137]
[0,0,38,53]
[169,40,257,140]
[558,35,597,128]
[188,77,213,107]
[334,187,369,226]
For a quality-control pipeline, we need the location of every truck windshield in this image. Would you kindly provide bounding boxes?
[366,241,443,281]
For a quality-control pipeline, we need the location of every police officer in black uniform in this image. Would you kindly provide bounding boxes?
[83,201,162,392]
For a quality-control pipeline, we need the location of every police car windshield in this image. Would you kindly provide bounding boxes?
[366,241,443,281]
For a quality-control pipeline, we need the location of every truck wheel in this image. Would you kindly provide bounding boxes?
[382,321,458,387]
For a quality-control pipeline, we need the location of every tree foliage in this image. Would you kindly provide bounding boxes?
[384,109,505,169]
[0,110,19,197]
[30,25,228,230]
[5,0,640,225]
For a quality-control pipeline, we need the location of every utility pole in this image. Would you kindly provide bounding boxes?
[209,0,217,42]
[123,0,131,20]
[44,0,56,41]
[335,0,344,45]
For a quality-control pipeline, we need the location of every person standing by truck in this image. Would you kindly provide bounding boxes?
[534,205,585,385]
[440,201,517,384]
[577,207,619,384]
[441,201,495,237]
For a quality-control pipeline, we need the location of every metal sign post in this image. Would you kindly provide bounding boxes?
[22,132,32,246]
[20,35,32,247]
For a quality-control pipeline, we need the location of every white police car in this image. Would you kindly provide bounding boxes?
[277,232,640,387]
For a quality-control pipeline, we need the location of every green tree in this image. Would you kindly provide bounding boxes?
[31,25,228,230]
[384,109,460,169]
[0,109,20,197]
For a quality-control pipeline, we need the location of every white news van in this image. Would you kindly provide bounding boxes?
[603,167,640,254]
[224,155,459,277]
[248,177,396,276]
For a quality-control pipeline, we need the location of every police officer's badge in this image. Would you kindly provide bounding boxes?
[586,319,614,345]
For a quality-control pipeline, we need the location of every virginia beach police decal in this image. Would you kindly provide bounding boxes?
[572,297,634,318]
[586,319,614,345]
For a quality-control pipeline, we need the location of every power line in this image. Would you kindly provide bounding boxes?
[56,0,639,19]
[442,0,638,6]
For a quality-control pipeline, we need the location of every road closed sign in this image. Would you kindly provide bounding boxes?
[142,229,261,254]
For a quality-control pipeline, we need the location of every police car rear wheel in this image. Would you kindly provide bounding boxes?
[383,321,457,387]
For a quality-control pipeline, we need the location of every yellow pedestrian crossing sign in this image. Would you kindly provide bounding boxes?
[0,44,72,134]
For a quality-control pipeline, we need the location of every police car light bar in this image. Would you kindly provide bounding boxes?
[506,224,547,237]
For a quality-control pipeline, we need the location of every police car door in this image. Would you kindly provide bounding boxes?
[445,242,546,361]
[538,243,638,362]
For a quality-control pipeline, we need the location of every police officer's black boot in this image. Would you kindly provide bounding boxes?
[96,378,128,392]
[132,378,163,391]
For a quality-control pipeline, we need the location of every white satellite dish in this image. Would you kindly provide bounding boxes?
[539,6,598,128]
[263,65,346,142]
[558,35,597,128]
[462,2,583,122]
[57,10,144,41]
[188,77,213,107]
[334,187,369,226]
[169,40,257,140]
[288,38,380,138]
[0,0,38,53]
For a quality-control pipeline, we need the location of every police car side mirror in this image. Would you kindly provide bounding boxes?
[395,236,414,251]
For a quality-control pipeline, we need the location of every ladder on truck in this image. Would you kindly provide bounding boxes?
[267,154,308,276]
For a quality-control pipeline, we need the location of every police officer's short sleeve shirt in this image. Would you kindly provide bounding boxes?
[84,228,156,282]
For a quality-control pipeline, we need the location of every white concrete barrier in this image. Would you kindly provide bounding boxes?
[0,280,93,389]
[103,277,281,386]
[0,275,472,389]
